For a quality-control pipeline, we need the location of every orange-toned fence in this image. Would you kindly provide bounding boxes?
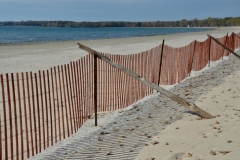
[0,32,240,160]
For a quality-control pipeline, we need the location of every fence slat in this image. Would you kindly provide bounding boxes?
[42,70,49,148]
[62,65,69,137]
[22,73,29,158]
[11,73,19,160]
[54,67,61,141]
[34,72,41,153]
[16,73,24,160]
[0,74,7,160]
[38,71,45,150]
[67,63,75,133]
[6,73,14,160]
[76,61,81,127]
[30,72,38,155]
[73,61,79,128]
[51,68,57,143]
[47,70,53,146]
[58,65,65,139]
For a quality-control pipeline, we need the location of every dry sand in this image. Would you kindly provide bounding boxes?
[135,60,240,160]
[1,27,240,74]
[1,27,240,160]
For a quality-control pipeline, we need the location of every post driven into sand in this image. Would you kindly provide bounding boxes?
[77,43,214,119]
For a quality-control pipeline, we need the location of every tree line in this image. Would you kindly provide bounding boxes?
[1,17,240,28]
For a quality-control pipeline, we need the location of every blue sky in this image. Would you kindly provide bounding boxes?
[0,0,239,22]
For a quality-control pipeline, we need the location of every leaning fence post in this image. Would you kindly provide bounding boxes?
[189,40,196,76]
[208,37,212,67]
[78,43,214,119]
[157,39,165,86]
[208,34,240,59]
[94,53,98,126]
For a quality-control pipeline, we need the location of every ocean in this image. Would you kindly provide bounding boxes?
[0,26,213,44]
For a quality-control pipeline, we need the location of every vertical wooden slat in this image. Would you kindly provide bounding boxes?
[84,56,89,116]
[67,63,75,133]
[62,65,69,137]
[6,73,14,160]
[38,71,45,150]
[73,61,79,128]
[99,58,103,111]
[126,55,131,106]
[16,73,24,160]
[222,34,228,59]
[30,72,38,154]
[47,70,53,146]
[22,73,29,158]
[42,70,49,147]
[34,73,41,153]
[80,58,85,124]
[75,61,81,127]
[88,55,92,115]
[91,55,94,116]
[1,74,7,160]
[102,55,107,111]
[189,40,196,76]
[94,55,98,126]
[208,38,212,67]
[58,66,65,139]
[78,59,84,125]
[54,67,61,140]
[51,68,57,143]
[11,73,19,160]
[121,55,126,108]
[84,56,88,119]
[112,55,116,111]
[71,62,77,129]
[65,64,73,135]
[115,55,120,109]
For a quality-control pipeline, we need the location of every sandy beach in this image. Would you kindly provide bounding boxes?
[1,27,240,74]
[1,27,240,160]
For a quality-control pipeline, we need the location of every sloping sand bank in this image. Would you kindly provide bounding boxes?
[135,53,240,160]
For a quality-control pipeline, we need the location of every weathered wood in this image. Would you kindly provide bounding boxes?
[222,33,228,59]
[77,43,214,119]
[11,73,19,159]
[235,33,240,39]
[6,73,14,159]
[158,40,164,86]
[208,34,240,59]
[1,74,8,160]
[94,55,98,126]
[208,38,211,67]
[189,40,196,76]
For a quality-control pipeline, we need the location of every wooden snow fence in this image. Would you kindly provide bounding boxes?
[77,43,214,119]
[1,32,240,160]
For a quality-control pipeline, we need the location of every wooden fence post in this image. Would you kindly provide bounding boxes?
[208,38,212,67]
[94,54,98,126]
[157,39,164,86]
[208,34,240,59]
[189,40,196,76]
[78,43,214,119]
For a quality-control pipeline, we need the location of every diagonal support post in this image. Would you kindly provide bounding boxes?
[208,34,240,59]
[77,43,214,119]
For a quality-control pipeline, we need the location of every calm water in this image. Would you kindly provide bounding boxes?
[0,26,213,44]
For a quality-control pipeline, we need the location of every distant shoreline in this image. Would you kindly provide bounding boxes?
[0,27,214,45]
